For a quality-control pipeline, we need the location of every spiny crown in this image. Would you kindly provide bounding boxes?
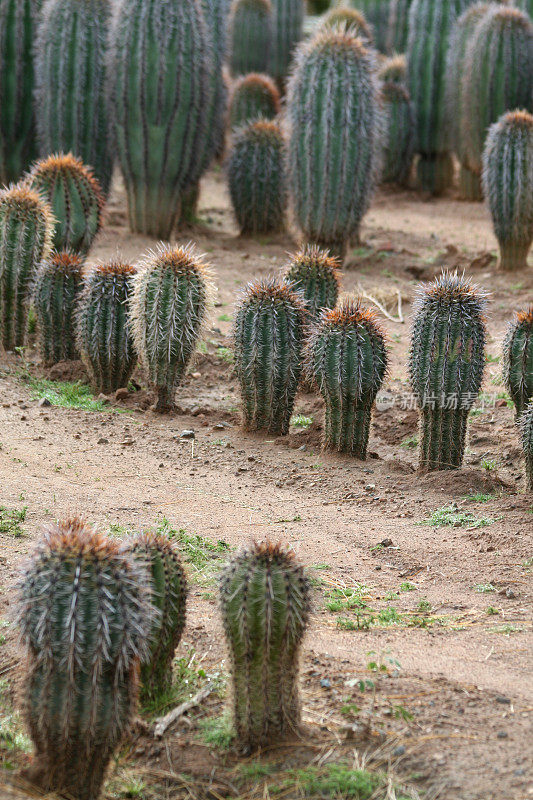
[497,109,533,131]
[318,298,386,338]
[415,271,488,315]
[238,118,284,144]
[378,53,407,84]
[324,7,373,41]
[302,27,370,59]
[485,5,533,30]
[29,152,105,207]
[47,250,84,275]
[241,277,307,311]
[30,517,122,561]
[140,243,211,280]
[243,540,300,567]
[516,305,533,326]
[0,183,53,218]
[92,260,136,279]
[129,530,178,559]
[285,244,341,283]
[232,73,281,108]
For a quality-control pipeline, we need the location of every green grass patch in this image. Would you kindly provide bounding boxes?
[474,583,496,593]
[215,346,234,363]
[141,649,209,718]
[419,505,497,529]
[28,377,113,412]
[324,585,369,613]
[0,506,27,537]
[157,519,230,585]
[197,713,234,750]
[463,492,496,503]
[0,680,33,769]
[279,763,413,800]
[291,414,313,429]
[400,434,418,449]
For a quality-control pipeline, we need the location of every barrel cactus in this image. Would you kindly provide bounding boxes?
[519,402,533,491]
[230,0,273,76]
[386,0,415,52]
[33,250,84,366]
[0,184,54,351]
[409,272,487,471]
[503,305,533,418]
[219,541,311,751]
[380,77,415,184]
[229,73,281,128]
[269,0,305,85]
[283,245,341,319]
[349,0,391,50]
[378,52,407,83]
[77,261,137,394]
[482,109,533,271]
[16,517,151,800]
[323,7,374,41]
[130,244,213,413]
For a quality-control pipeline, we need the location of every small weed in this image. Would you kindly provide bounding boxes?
[313,563,331,571]
[481,458,497,472]
[399,582,416,592]
[474,583,496,593]
[238,762,276,781]
[28,377,114,412]
[196,341,208,354]
[464,492,496,503]
[416,599,432,613]
[141,649,210,717]
[419,505,497,529]
[285,763,409,800]
[324,585,369,613]
[0,506,27,537]
[392,704,414,722]
[491,624,524,636]
[340,702,361,718]
[400,435,418,449]
[485,353,500,364]
[112,777,148,798]
[197,713,234,749]
[218,314,232,322]
[486,606,499,615]
[157,519,230,584]
[291,414,313,429]
[216,346,234,363]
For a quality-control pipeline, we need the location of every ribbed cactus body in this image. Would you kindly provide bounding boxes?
[269,0,305,84]
[284,245,340,319]
[199,0,231,164]
[16,518,151,800]
[77,262,137,394]
[323,7,374,42]
[386,0,415,52]
[380,81,415,185]
[230,74,281,128]
[219,542,311,751]
[349,0,391,50]
[519,403,533,490]
[0,0,40,185]
[308,0,331,12]
[503,306,533,418]
[234,279,306,434]
[0,185,54,351]
[33,251,84,366]
[287,30,381,260]
[409,273,487,471]
[228,120,287,235]
[130,244,212,413]
[35,0,113,195]
[230,0,273,76]
[482,110,533,271]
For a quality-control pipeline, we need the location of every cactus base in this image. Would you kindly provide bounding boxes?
[154,387,175,414]
[459,166,483,201]
[127,186,178,240]
[178,183,201,228]
[419,408,468,471]
[324,400,372,458]
[417,152,454,196]
[497,241,531,272]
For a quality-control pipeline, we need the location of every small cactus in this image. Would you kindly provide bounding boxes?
[227,119,287,235]
[386,0,415,52]
[323,7,374,41]
[229,73,281,128]
[27,153,105,255]
[306,300,388,457]
[269,0,305,85]
[378,52,407,83]
[409,272,487,472]
[380,78,415,185]
[33,250,85,366]
[503,305,533,418]
[130,244,213,413]
[482,109,533,272]
[519,402,533,491]
[230,0,273,76]
[234,278,307,434]
[16,517,151,800]
[219,541,311,751]
[77,261,137,394]
[0,184,54,351]
[283,245,341,319]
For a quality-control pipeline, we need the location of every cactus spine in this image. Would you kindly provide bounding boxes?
[409,272,487,472]
[323,7,374,42]
[228,119,287,235]
[130,244,213,413]
[219,542,311,751]
[0,185,54,351]
[229,73,281,128]
[349,0,391,50]
[379,67,415,185]
[77,261,137,394]
[482,110,533,272]
[230,0,273,76]
[519,402,533,491]
[269,0,305,85]
[33,250,84,366]
[503,305,533,418]
[283,245,340,319]
[386,0,415,52]
[16,518,151,800]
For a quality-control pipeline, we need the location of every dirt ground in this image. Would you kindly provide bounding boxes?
[0,169,532,800]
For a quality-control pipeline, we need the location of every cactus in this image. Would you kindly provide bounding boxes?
[378,52,407,83]
[323,7,374,41]
[16,517,151,800]
[287,29,381,260]
[482,110,533,272]
[230,0,273,76]
[219,541,311,751]
[33,250,84,366]
[77,261,137,394]
[519,402,533,490]
[349,0,391,50]
[199,0,231,163]
[0,0,41,185]
[409,272,487,472]
[283,245,340,319]
[128,532,187,701]
[503,305,533,418]
[229,73,281,128]
[234,278,306,434]
[228,119,287,235]
[305,300,388,457]
[386,0,415,52]
[380,78,415,184]
[269,0,305,85]
[130,244,213,413]
[308,0,331,12]
[34,0,113,196]
[27,153,105,255]
[0,184,54,351]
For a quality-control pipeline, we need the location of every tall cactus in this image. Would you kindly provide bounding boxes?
[199,0,231,162]
[77,261,137,394]
[0,184,54,351]
[386,0,415,52]
[349,0,391,50]
[287,29,381,260]
[306,300,388,457]
[219,542,311,751]
[269,0,305,85]
[409,272,487,472]
[323,7,374,42]
[130,244,213,413]
[0,0,41,185]
[482,109,533,272]
[503,305,533,418]
[233,278,307,434]
[229,73,281,128]
[380,75,415,184]
[283,245,340,319]
[16,517,151,800]
[519,402,533,491]
[230,0,273,76]
[33,250,84,366]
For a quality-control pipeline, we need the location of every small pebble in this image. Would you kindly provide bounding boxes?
[97,437,109,445]
[393,746,406,757]
[320,678,331,689]
[497,731,508,739]
[38,397,51,407]
[180,430,195,439]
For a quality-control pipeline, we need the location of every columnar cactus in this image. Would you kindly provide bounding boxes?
[287,29,381,260]
[409,272,487,471]
[33,251,85,366]
[482,110,533,272]
[0,185,54,351]
[230,74,281,128]
[77,261,137,394]
[386,0,415,52]
[228,119,287,235]
[305,301,388,457]
[323,7,374,42]
[503,306,533,418]
[349,0,391,50]
[199,0,231,163]
[129,532,187,701]
[380,78,415,185]
[35,0,113,195]
[269,0,305,85]
[219,542,311,751]
[283,245,341,319]
[519,402,533,491]
[230,0,273,76]
[27,153,105,255]
[130,244,213,413]
[16,518,151,800]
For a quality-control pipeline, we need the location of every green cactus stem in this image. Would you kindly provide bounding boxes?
[386,0,415,52]
[283,245,341,319]
[349,0,391,50]
[308,0,331,12]
[380,80,415,185]
[198,0,231,163]
[323,7,374,42]
[269,0,305,85]
[229,73,281,128]
[178,183,201,227]
[230,0,273,76]
[519,402,533,490]
[503,305,533,418]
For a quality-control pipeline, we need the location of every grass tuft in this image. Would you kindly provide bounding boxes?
[419,505,498,529]
[0,506,27,537]
[197,713,234,750]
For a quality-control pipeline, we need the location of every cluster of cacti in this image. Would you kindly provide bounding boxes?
[34,0,113,195]
[481,110,533,271]
[230,0,273,76]
[0,184,54,351]
[409,272,487,472]
[219,541,311,752]
[378,57,415,185]
[503,305,533,418]
[228,119,287,235]
[269,0,305,85]
[386,0,415,52]
[233,278,307,434]
[33,250,84,366]
[283,245,340,319]
[27,153,104,255]
[287,28,381,260]
[229,73,281,128]
[323,6,374,41]
[77,261,137,394]
[349,0,391,50]
[519,402,533,490]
